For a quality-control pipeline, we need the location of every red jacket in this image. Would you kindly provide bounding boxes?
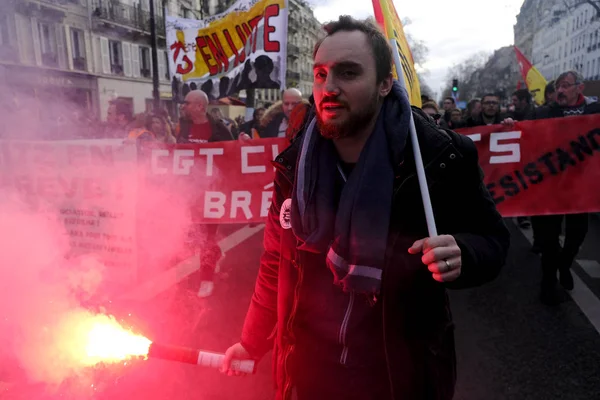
[241,107,509,400]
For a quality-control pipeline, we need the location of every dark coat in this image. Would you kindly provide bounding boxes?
[241,103,510,400]
[528,99,600,120]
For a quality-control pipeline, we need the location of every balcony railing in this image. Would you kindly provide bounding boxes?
[42,52,58,67]
[73,56,86,71]
[111,63,124,75]
[92,0,165,35]
[288,43,299,54]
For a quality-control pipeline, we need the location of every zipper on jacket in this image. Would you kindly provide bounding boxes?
[338,292,355,365]
[282,257,303,400]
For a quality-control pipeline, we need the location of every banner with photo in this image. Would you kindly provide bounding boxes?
[166,0,288,100]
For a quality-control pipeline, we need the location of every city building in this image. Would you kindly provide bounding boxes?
[0,0,100,125]
[514,0,560,60]
[255,0,321,106]
[519,0,600,83]
[90,0,173,120]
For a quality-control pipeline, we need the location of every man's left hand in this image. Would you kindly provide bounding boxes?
[408,235,462,282]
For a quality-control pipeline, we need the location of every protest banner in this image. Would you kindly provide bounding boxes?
[456,114,600,216]
[0,140,139,290]
[166,0,288,99]
[140,137,289,224]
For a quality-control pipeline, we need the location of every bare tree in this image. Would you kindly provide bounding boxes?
[441,51,490,101]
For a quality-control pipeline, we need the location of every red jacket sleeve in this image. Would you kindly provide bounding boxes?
[240,173,287,360]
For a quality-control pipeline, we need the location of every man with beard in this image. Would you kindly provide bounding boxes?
[504,70,600,305]
[222,16,509,399]
[465,93,506,127]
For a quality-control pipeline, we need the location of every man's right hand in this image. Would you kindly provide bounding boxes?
[238,132,251,141]
[501,117,516,127]
[221,342,252,376]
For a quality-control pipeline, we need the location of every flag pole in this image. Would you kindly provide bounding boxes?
[389,38,437,237]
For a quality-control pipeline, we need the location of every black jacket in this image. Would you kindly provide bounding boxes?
[241,92,510,399]
[465,112,508,127]
[176,114,234,143]
[261,113,287,138]
[529,99,600,120]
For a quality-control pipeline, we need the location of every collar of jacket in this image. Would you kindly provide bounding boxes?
[273,98,459,185]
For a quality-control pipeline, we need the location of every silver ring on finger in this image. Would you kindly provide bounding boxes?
[444,259,452,271]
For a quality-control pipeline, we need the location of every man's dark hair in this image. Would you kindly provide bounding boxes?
[512,89,532,104]
[443,96,456,104]
[481,93,499,102]
[313,15,392,83]
[467,98,480,112]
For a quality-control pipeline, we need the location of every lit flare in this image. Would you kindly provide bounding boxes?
[84,318,151,363]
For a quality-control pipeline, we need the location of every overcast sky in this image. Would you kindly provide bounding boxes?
[309,0,525,99]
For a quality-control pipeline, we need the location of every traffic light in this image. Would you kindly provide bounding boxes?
[452,79,459,93]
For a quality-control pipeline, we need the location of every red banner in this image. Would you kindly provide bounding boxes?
[138,115,600,223]
[456,114,600,217]
[141,138,289,223]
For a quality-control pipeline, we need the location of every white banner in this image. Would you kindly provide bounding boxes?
[166,0,288,99]
[0,140,138,290]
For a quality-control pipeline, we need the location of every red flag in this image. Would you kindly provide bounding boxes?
[514,46,547,105]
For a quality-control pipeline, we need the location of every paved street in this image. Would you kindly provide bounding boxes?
[3,218,600,400]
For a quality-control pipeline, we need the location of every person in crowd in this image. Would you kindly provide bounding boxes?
[503,70,600,305]
[421,100,442,125]
[544,80,557,105]
[210,107,239,138]
[448,108,465,129]
[510,89,536,121]
[465,93,506,127]
[126,113,156,143]
[441,96,456,127]
[105,99,133,138]
[251,88,306,139]
[238,107,266,139]
[147,113,177,143]
[222,15,509,399]
[465,99,481,125]
[175,90,235,298]
[176,91,233,144]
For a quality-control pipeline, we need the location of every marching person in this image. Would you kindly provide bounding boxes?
[222,16,509,399]
[175,90,234,298]
[503,70,600,305]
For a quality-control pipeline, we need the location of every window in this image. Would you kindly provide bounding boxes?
[71,28,86,71]
[38,22,58,67]
[586,61,590,77]
[140,46,151,77]
[0,15,9,46]
[593,60,596,77]
[109,40,123,75]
